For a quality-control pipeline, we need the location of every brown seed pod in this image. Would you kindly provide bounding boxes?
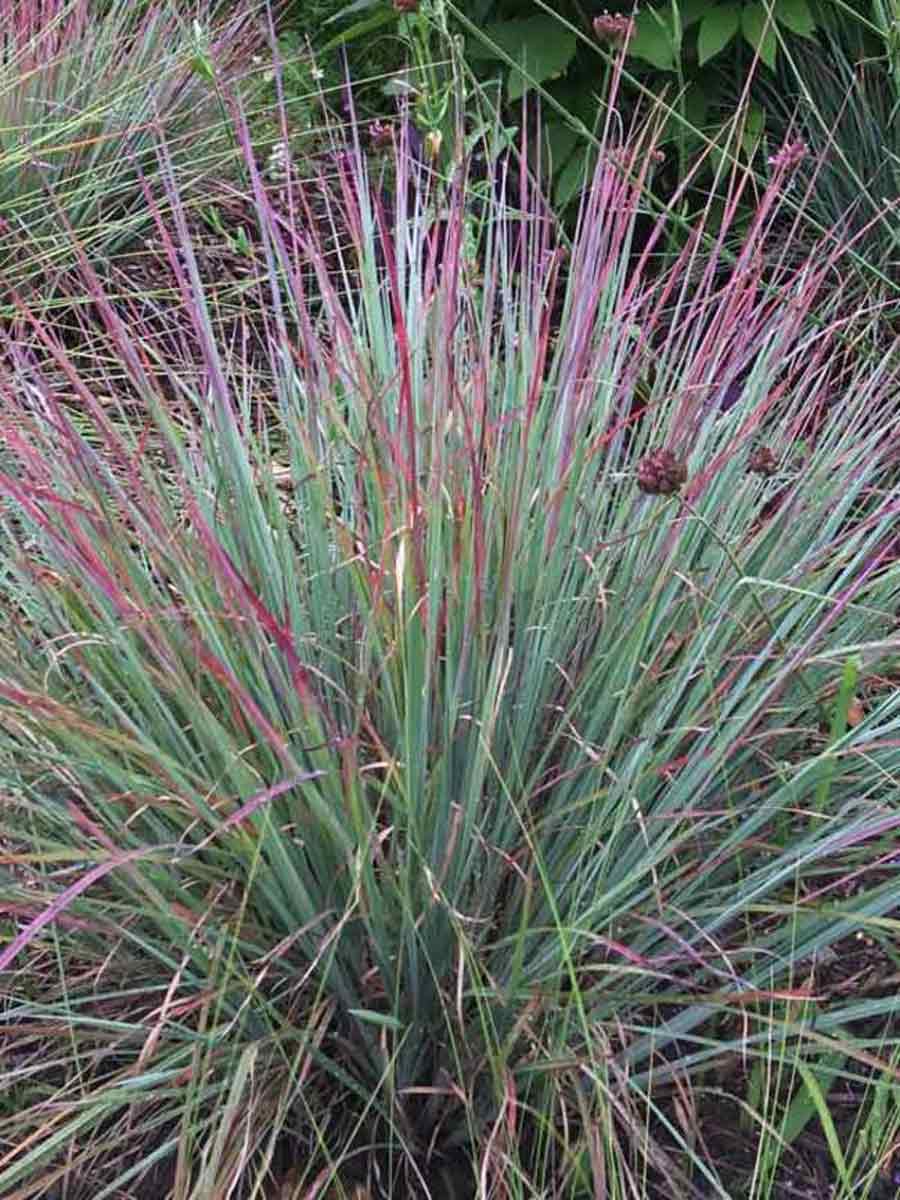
[747,446,778,477]
[636,448,688,495]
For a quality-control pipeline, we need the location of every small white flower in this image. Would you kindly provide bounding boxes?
[266,140,293,181]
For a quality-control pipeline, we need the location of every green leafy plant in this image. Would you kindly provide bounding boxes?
[322,0,462,167]
[288,0,415,122]
[428,2,892,228]
[201,203,255,256]
[624,0,822,74]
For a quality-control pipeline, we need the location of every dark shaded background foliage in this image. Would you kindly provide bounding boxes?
[283,0,894,270]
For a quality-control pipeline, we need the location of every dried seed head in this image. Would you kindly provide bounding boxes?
[636,448,688,496]
[369,119,393,150]
[768,139,807,172]
[747,446,778,477]
[592,11,636,45]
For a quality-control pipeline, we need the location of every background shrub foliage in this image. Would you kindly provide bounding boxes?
[318,0,897,226]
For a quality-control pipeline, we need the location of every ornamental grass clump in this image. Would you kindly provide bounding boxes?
[0,0,265,299]
[1,70,900,1200]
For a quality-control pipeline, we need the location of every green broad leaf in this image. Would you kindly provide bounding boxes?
[775,0,817,37]
[554,145,598,209]
[627,6,678,71]
[543,122,581,174]
[679,0,711,29]
[742,3,778,69]
[320,7,397,52]
[697,4,741,65]
[683,83,709,131]
[740,101,766,158]
[471,17,576,102]
[675,83,711,155]
[466,34,502,63]
[548,79,606,127]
